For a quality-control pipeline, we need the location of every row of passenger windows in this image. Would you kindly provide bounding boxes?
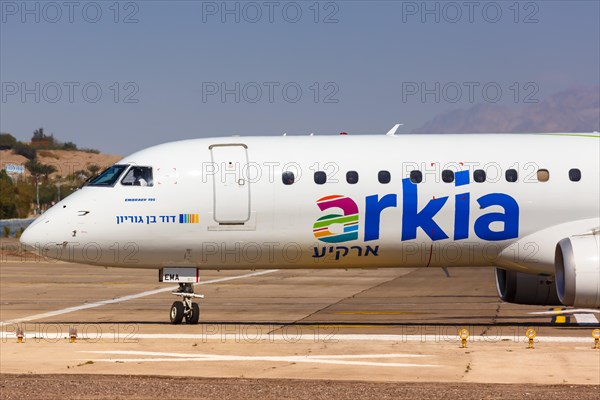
[282,168,583,185]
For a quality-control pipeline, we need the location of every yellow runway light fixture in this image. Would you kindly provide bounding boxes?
[525,328,537,349]
[458,328,469,348]
[69,327,78,343]
[16,328,24,344]
[592,329,600,350]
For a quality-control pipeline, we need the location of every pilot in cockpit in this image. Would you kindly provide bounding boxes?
[133,168,148,186]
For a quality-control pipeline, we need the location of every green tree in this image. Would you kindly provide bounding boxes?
[0,171,32,218]
[25,160,57,182]
[32,128,45,141]
[61,141,78,150]
[0,171,18,218]
[87,164,101,177]
[12,142,37,160]
[31,128,55,149]
[0,133,17,150]
[31,127,54,142]
[12,180,34,217]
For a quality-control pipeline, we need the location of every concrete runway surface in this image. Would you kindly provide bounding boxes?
[1,238,599,399]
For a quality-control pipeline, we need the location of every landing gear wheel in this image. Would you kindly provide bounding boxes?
[168,282,204,324]
[186,303,200,324]
[170,301,185,324]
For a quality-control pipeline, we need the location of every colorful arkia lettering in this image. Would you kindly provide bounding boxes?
[313,195,359,243]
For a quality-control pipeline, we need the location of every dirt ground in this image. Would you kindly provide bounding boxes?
[1,374,599,400]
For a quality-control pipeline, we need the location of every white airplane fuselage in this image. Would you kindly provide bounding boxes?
[20,134,599,279]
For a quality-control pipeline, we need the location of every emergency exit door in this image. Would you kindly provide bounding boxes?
[209,144,250,224]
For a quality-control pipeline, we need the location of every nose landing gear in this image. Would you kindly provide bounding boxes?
[169,283,204,325]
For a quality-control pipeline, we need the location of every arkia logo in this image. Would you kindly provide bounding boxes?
[313,195,360,242]
[313,171,519,243]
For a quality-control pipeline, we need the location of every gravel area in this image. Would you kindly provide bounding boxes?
[1,374,599,400]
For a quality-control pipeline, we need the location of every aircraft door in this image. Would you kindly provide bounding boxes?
[209,144,251,224]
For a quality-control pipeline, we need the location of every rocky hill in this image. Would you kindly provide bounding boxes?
[412,86,600,134]
[1,149,121,179]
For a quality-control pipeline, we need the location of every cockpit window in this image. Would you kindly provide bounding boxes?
[87,164,129,187]
[121,166,154,187]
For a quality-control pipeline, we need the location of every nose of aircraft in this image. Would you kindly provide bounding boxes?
[19,217,49,251]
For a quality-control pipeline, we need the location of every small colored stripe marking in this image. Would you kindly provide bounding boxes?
[179,214,199,224]
[318,195,343,202]
[314,231,332,238]
[313,215,359,229]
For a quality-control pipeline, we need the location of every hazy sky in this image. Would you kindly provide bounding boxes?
[1,0,599,154]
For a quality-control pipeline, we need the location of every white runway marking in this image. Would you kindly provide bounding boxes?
[528,309,600,325]
[0,270,278,326]
[84,350,429,359]
[82,350,438,368]
[529,309,600,315]
[573,314,600,324]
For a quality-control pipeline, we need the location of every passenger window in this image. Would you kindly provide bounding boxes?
[569,168,581,182]
[282,171,295,185]
[473,169,486,183]
[314,171,327,185]
[378,170,391,184]
[121,166,153,187]
[442,170,454,183]
[537,169,550,182]
[346,171,359,184]
[505,169,518,183]
[410,170,422,184]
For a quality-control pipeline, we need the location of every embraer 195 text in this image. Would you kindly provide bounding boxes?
[20,128,600,324]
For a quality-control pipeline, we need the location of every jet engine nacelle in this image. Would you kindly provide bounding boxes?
[495,268,561,306]
[555,234,600,308]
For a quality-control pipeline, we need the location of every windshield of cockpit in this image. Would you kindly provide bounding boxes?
[87,164,154,187]
[87,164,129,187]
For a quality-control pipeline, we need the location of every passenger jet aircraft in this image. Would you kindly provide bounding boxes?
[20,128,600,324]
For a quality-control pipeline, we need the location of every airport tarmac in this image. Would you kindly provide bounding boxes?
[1,238,599,399]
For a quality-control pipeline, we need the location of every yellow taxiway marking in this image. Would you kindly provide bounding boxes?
[552,307,567,324]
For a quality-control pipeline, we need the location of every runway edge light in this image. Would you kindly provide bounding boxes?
[592,329,600,350]
[525,328,537,349]
[458,328,469,348]
[16,328,24,344]
[69,327,78,343]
